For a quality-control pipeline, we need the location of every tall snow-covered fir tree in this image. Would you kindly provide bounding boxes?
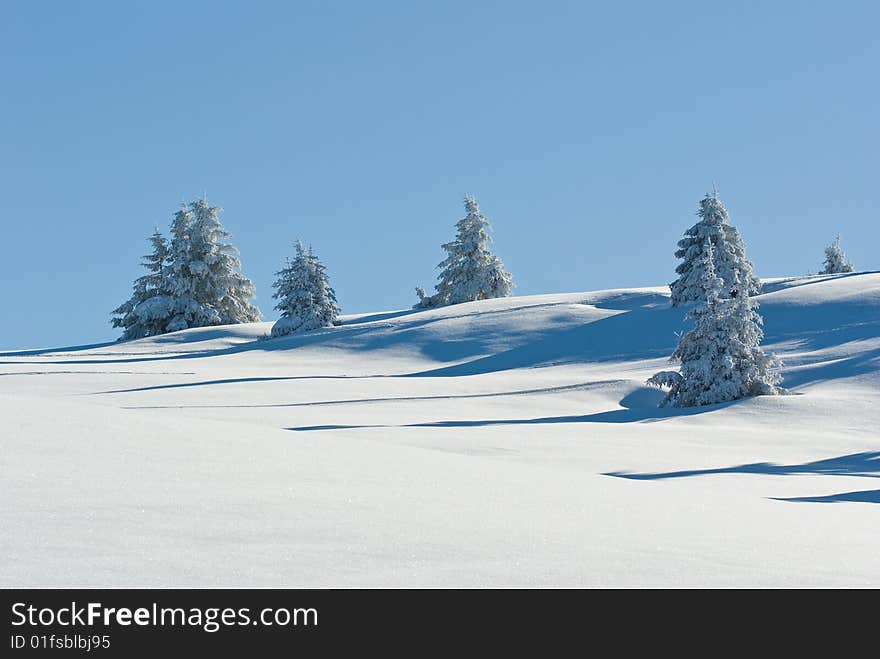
[670,190,760,306]
[415,195,512,308]
[155,203,213,332]
[163,198,261,332]
[189,197,261,325]
[649,240,781,407]
[110,228,169,340]
[271,241,340,337]
[820,234,854,274]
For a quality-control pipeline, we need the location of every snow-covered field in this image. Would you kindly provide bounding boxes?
[3,272,879,587]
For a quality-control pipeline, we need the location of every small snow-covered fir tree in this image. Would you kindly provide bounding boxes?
[110,228,169,340]
[820,234,854,274]
[670,190,760,306]
[649,240,781,407]
[163,198,261,332]
[271,241,340,337]
[415,195,512,308]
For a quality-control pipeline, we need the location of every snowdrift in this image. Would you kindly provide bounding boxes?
[2,272,879,586]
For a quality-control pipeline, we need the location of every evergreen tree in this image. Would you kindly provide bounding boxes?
[415,195,512,308]
[307,246,340,327]
[820,234,854,274]
[164,198,261,332]
[190,197,261,324]
[271,241,340,337]
[110,228,169,340]
[650,240,781,407]
[113,198,262,339]
[670,190,760,306]
[162,203,216,331]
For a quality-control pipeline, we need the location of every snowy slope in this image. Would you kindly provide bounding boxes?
[2,272,879,587]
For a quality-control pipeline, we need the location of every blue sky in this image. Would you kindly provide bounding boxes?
[1,1,877,348]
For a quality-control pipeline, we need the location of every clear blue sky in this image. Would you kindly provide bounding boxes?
[2,1,877,348]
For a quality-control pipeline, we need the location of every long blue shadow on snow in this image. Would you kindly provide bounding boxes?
[118,380,622,408]
[761,304,880,353]
[286,389,735,431]
[780,347,880,389]
[758,270,878,295]
[95,374,386,395]
[605,451,880,481]
[287,409,710,431]
[338,309,421,325]
[341,298,638,366]
[590,290,672,311]
[405,300,686,377]
[0,341,118,357]
[0,325,380,366]
[771,489,880,504]
[758,291,880,389]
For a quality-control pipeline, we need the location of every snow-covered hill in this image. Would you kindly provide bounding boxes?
[3,272,879,586]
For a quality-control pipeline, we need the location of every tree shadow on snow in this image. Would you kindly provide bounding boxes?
[338,309,422,325]
[404,302,686,377]
[92,373,387,395]
[605,451,880,481]
[758,270,878,295]
[286,387,737,431]
[0,341,118,357]
[778,347,880,390]
[0,326,380,366]
[127,380,623,408]
[770,489,880,504]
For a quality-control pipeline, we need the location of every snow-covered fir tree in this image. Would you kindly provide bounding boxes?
[153,203,211,332]
[163,198,261,332]
[649,240,781,407]
[271,241,340,337]
[670,190,760,306]
[820,234,854,274]
[110,228,169,340]
[111,198,261,339]
[189,197,261,325]
[415,195,512,308]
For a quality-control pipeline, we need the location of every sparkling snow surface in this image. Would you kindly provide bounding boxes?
[3,272,879,586]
